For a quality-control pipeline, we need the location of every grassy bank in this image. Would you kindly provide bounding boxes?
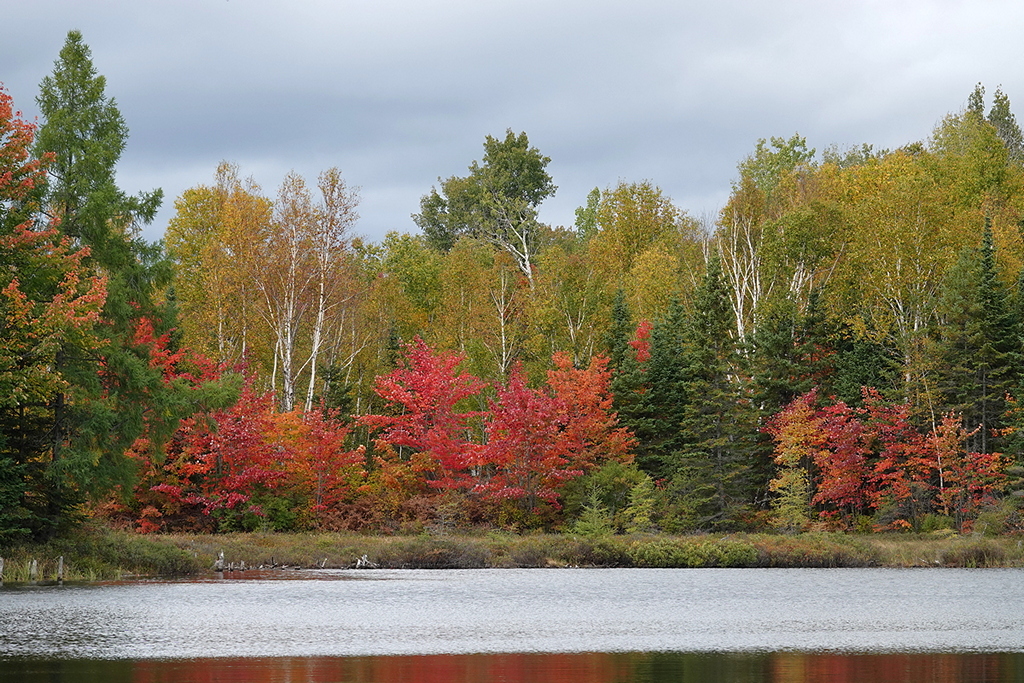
[0,530,203,582]
[3,529,1022,582]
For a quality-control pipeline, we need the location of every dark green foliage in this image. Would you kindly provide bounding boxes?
[605,289,634,371]
[747,292,840,500]
[0,456,31,544]
[630,297,689,479]
[671,254,756,529]
[829,333,900,406]
[319,364,357,416]
[35,31,163,267]
[749,291,834,417]
[932,221,1016,453]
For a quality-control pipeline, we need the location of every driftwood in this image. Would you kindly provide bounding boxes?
[354,554,379,569]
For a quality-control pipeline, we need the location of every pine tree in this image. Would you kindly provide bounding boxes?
[933,221,1015,453]
[28,31,199,534]
[671,254,756,529]
[632,296,688,480]
[988,87,1024,163]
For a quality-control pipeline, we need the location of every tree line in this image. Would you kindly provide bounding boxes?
[2,31,1024,541]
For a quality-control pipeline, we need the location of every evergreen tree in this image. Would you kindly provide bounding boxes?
[829,333,900,407]
[988,87,1024,163]
[606,292,653,461]
[27,31,203,536]
[746,290,836,502]
[670,254,756,529]
[632,296,688,481]
[35,31,163,263]
[749,291,833,417]
[932,221,1015,453]
[605,289,633,372]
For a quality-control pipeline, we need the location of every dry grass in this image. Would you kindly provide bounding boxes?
[5,530,1022,582]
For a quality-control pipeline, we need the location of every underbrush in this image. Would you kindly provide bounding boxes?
[5,529,1022,580]
[0,529,202,582]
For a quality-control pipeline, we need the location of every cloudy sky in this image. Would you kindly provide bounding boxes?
[5,1,1023,243]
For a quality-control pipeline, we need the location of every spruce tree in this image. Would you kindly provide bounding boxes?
[746,291,837,501]
[670,254,756,529]
[988,87,1024,163]
[28,31,193,534]
[605,289,633,372]
[634,296,689,480]
[933,221,1015,453]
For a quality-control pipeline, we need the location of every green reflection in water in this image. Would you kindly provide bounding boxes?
[2,651,1023,683]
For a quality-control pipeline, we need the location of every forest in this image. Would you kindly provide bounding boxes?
[3,30,1024,544]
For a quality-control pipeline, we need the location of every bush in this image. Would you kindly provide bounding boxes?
[626,538,759,568]
[940,539,1006,567]
[919,514,955,533]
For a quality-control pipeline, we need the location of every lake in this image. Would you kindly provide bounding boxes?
[1,567,1022,682]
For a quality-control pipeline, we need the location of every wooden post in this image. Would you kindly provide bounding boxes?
[57,556,64,585]
[0,557,4,586]
[29,559,37,584]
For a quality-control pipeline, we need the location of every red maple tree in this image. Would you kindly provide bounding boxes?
[358,337,485,488]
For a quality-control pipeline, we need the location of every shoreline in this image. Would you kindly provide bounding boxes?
[2,529,1022,582]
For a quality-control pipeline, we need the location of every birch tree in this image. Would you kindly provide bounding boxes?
[413,130,555,287]
[303,168,359,411]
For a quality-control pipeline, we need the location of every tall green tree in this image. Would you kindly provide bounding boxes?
[413,130,555,287]
[35,31,163,269]
[632,296,688,481]
[29,31,206,535]
[671,253,756,529]
[932,221,1016,453]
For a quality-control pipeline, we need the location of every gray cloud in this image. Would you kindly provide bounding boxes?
[5,0,1024,243]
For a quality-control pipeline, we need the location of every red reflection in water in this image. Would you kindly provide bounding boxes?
[130,653,633,683]
[771,653,1010,683]
[126,652,1017,683]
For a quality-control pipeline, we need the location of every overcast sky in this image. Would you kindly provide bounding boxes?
[5,1,1023,244]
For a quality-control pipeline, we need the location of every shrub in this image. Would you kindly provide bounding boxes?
[940,539,1006,567]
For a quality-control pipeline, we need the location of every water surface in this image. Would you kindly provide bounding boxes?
[2,568,1022,681]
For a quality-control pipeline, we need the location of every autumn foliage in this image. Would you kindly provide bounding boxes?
[481,355,634,510]
[358,339,634,523]
[101,338,634,532]
[766,388,1006,532]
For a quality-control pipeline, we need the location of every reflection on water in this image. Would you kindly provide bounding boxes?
[3,568,1024,682]
[2,651,1022,683]
[3,568,1024,658]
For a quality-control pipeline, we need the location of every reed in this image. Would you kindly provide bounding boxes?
[5,529,1023,580]
[0,529,202,582]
